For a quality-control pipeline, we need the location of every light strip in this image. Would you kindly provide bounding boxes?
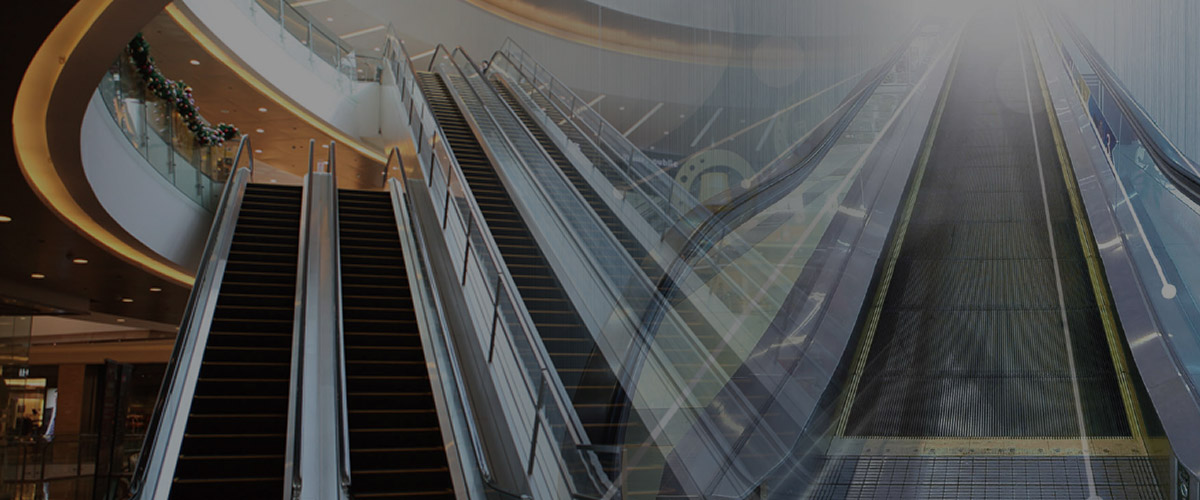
[289,0,329,6]
[689,107,723,148]
[13,0,195,287]
[340,24,385,39]
[165,4,386,164]
[410,48,436,61]
[622,102,663,137]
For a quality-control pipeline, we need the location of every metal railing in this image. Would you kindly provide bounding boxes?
[382,36,609,499]
[129,137,255,500]
[247,0,371,82]
[97,55,236,211]
[283,140,314,500]
[482,46,784,333]
[284,139,349,500]
[328,141,353,496]
[385,147,527,499]
[2,434,145,500]
[497,39,709,238]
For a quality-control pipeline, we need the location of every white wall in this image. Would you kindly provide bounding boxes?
[1061,0,1200,162]
[81,95,213,271]
[179,0,382,141]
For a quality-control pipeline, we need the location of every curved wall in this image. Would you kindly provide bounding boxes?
[176,0,381,142]
[81,94,212,271]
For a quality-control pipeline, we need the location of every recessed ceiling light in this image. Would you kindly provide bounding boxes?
[0,215,11,222]
[121,297,134,303]
[664,131,670,135]
[258,107,268,113]
[116,318,126,323]
[30,273,45,279]
[72,258,88,264]
[256,128,265,133]
[189,59,201,66]
[373,47,380,52]
[254,149,263,154]
[149,287,162,292]
[679,114,685,118]
[619,106,625,111]
[326,17,333,22]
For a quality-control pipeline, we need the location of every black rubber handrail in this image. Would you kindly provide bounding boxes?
[1055,11,1200,205]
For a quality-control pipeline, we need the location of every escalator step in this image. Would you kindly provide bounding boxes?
[338,189,455,498]
[171,185,301,498]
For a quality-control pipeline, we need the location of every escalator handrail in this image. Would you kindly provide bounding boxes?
[439,48,672,324]
[496,38,706,231]
[386,146,530,498]
[483,51,676,233]
[481,52,771,320]
[431,45,615,495]
[328,141,353,494]
[440,52,756,461]
[1053,12,1200,204]
[285,139,318,499]
[633,23,923,363]
[129,136,256,500]
[494,38,705,224]
[483,52,680,232]
[382,37,608,498]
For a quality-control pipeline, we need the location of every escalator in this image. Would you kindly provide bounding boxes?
[337,189,457,498]
[507,79,654,225]
[491,79,660,280]
[490,78,742,376]
[168,183,301,499]
[416,70,639,475]
[824,8,1159,498]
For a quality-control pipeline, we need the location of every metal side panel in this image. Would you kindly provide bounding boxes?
[288,171,348,500]
[1027,3,1200,478]
[398,174,534,496]
[132,163,252,500]
[389,175,489,499]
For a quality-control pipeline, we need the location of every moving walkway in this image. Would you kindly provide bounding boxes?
[817,8,1159,498]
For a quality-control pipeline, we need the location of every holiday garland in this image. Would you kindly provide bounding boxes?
[127,33,239,147]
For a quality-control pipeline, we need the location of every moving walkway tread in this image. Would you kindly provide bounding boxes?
[843,11,1129,438]
[339,189,456,499]
[416,70,644,475]
[807,10,1161,499]
[169,183,301,500]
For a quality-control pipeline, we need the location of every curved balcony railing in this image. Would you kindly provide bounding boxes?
[239,0,381,84]
[96,55,236,211]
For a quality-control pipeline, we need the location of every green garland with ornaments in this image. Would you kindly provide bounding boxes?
[127,33,239,147]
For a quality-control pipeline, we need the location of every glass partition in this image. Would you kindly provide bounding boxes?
[245,0,375,82]
[1047,10,1200,399]
[96,56,235,211]
[384,41,611,498]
